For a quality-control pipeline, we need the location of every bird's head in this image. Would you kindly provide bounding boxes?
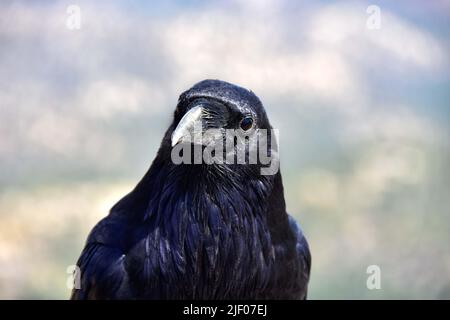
[165,80,278,176]
[171,79,271,145]
[154,80,279,175]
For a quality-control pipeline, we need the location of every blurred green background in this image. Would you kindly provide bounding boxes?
[0,0,449,299]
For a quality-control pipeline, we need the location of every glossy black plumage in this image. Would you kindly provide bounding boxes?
[71,80,311,300]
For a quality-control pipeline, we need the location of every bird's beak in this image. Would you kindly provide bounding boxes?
[171,106,203,147]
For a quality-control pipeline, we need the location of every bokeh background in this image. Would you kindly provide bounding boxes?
[0,0,449,299]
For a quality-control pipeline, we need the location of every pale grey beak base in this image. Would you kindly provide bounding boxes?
[171,106,203,147]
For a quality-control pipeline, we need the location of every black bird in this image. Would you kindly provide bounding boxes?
[71,80,311,299]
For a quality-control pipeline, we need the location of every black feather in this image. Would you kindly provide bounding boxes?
[71,79,311,300]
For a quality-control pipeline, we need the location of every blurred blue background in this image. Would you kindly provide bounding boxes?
[0,0,449,299]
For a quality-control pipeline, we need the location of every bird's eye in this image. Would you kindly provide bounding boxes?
[240,117,253,131]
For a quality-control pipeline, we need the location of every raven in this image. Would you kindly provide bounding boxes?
[71,80,311,299]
